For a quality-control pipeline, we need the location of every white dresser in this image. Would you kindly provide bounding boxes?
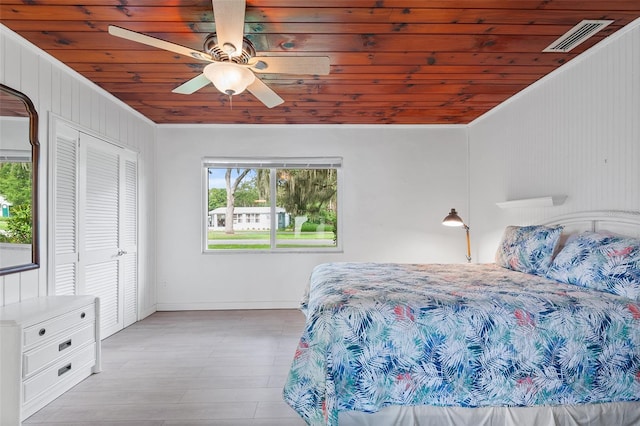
[0,295,101,425]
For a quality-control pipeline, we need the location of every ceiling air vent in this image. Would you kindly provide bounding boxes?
[543,20,614,53]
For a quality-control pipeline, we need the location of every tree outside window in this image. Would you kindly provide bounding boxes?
[0,161,32,244]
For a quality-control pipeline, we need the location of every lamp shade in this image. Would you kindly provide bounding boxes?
[442,208,464,227]
[203,62,255,96]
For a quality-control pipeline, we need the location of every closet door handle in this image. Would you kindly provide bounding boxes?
[117,249,127,256]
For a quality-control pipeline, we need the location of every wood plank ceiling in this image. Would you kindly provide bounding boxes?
[1,1,639,125]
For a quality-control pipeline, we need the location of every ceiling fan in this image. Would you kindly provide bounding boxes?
[108,0,330,108]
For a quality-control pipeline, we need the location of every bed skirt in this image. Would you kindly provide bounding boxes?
[338,401,640,426]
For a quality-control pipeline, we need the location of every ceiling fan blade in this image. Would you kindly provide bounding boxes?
[246,78,284,109]
[108,25,213,62]
[212,0,246,58]
[248,56,330,75]
[172,74,211,94]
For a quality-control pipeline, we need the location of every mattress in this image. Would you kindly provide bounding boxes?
[283,262,640,426]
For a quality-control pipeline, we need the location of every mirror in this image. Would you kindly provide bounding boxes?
[0,84,39,275]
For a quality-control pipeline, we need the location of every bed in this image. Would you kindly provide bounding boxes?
[283,211,640,425]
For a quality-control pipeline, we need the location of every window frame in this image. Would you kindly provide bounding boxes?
[202,157,343,254]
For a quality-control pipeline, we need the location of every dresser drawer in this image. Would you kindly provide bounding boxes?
[22,342,96,405]
[23,324,95,378]
[23,304,95,348]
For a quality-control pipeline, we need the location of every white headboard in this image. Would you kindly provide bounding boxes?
[540,210,640,246]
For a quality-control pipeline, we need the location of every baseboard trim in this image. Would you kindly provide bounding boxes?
[138,304,157,319]
[156,301,300,311]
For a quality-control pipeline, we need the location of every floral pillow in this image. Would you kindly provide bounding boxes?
[546,232,640,300]
[495,225,564,276]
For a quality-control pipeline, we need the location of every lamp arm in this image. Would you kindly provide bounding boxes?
[464,225,471,263]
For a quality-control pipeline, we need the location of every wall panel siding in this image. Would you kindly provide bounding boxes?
[469,19,640,262]
[3,273,19,303]
[2,35,22,87]
[0,25,157,316]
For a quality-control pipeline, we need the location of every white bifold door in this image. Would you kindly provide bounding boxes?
[51,121,138,338]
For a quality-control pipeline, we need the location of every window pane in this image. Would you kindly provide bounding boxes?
[275,168,338,249]
[0,160,33,247]
[204,161,340,252]
[207,167,271,250]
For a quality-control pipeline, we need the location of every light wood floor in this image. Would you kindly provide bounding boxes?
[25,309,308,425]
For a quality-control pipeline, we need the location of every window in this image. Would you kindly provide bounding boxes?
[0,150,33,246]
[204,157,341,252]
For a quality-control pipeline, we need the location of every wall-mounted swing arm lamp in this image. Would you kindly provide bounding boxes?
[442,208,471,263]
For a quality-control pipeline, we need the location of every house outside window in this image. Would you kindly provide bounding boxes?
[204,157,341,252]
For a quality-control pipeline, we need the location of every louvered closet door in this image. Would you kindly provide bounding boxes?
[51,121,139,339]
[52,122,79,296]
[79,133,125,338]
[121,151,138,328]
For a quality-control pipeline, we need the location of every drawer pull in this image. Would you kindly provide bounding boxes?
[59,339,72,351]
[80,312,86,319]
[58,363,72,376]
[38,328,46,336]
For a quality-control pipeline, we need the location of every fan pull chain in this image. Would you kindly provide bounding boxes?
[229,94,233,110]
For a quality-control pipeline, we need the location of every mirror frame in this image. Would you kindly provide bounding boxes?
[0,83,40,275]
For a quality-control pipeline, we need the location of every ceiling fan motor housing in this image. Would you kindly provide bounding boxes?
[204,34,256,64]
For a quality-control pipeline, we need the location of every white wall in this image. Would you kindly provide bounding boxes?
[0,25,158,316]
[0,116,29,150]
[468,19,640,262]
[156,125,469,309]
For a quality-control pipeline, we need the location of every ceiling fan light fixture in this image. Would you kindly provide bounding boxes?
[204,62,255,96]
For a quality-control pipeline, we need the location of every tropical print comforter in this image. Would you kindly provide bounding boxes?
[283,262,640,426]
